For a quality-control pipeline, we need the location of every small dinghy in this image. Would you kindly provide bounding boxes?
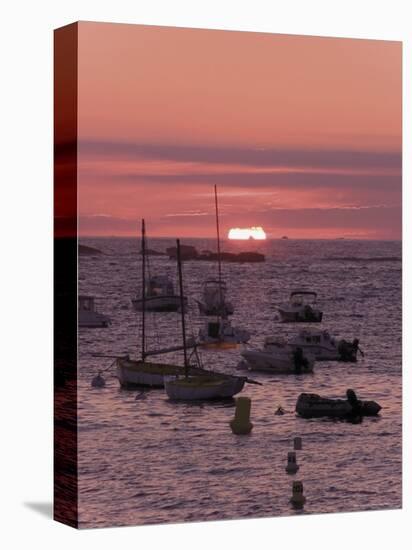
[239,344,314,374]
[78,295,111,328]
[296,389,381,418]
[197,279,234,317]
[278,291,323,323]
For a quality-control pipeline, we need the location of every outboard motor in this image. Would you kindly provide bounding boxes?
[346,388,361,415]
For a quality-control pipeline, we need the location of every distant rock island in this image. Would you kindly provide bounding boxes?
[166,244,265,263]
[79,244,103,256]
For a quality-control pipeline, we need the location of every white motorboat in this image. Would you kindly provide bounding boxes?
[132,274,187,312]
[283,328,362,362]
[199,318,251,347]
[239,341,314,374]
[196,278,234,316]
[278,290,323,323]
[78,295,111,328]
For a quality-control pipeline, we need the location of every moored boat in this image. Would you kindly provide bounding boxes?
[239,343,314,374]
[269,329,363,362]
[296,390,381,418]
[278,290,323,323]
[196,278,234,316]
[116,355,208,388]
[164,238,252,401]
[117,221,193,388]
[132,275,188,312]
[164,373,246,401]
[199,318,251,347]
[78,295,111,328]
[197,185,250,347]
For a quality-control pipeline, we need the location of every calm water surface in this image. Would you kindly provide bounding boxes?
[77,238,401,528]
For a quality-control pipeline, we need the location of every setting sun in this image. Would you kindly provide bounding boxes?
[228,227,267,240]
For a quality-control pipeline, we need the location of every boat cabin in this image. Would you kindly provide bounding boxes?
[146,276,175,297]
[290,290,317,306]
[78,295,96,312]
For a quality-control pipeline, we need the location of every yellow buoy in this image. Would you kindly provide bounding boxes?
[285,451,299,474]
[230,397,253,435]
[293,436,302,450]
[290,481,306,508]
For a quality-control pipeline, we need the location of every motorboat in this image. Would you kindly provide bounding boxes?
[78,295,111,328]
[296,390,381,418]
[278,290,323,323]
[132,275,187,312]
[197,278,234,316]
[239,341,314,374]
[199,318,251,347]
[269,328,362,362]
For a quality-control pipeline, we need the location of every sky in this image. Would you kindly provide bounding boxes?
[77,22,402,239]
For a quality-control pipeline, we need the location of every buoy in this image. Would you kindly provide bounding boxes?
[285,451,299,474]
[293,436,302,450]
[290,481,306,508]
[230,397,253,435]
[91,371,106,388]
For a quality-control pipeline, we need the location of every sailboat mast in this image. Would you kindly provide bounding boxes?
[176,239,188,377]
[141,219,146,361]
[214,184,223,315]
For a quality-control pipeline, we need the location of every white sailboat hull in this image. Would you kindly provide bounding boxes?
[164,376,245,400]
[116,357,206,388]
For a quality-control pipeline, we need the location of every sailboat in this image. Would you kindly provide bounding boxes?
[164,239,250,401]
[117,220,207,388]
[198,185,251,347]
[131,226,187,313]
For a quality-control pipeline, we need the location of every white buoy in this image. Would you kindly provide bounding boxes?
[285,451,299,474]
[230,397,253,435]
[91,371,106,388]
[290,481,306,508]
[293,436,302,450]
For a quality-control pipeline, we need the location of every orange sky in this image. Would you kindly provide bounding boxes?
[77,22,402,239]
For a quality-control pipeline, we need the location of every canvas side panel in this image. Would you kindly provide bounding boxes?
[54,22,78,528]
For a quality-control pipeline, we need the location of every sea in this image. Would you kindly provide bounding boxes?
[77,238,402,528]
